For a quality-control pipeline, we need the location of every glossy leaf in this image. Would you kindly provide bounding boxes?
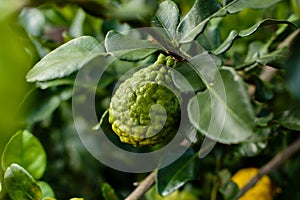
[105,30,160,61]
[152,0,179,40]
[26,36,103,82]
[38,181,55,199]
[2,130,47,179]
[177,0,223,43]
[197,17,222,51]
[156,148,199,196]
[4,164,42,200]
[188,67,255,144]
[212,19,294,55]
[212,30,238,55]
[235,141,268,157]
[226,0,281,13]
[276,107,300,131]
[239,19,296,37]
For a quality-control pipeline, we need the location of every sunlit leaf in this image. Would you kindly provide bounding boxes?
[26,36,103,82]
[105,30,160,61]
[4,164,42,200]
[2,130,47,179]
[226,0,281,13]
[152,0,179,40]
[177,0,223,43]
[38,181,55,199]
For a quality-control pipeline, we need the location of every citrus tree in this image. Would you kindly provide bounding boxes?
[0,0,300,200]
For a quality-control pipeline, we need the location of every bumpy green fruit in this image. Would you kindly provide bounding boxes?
[108,54,181,146]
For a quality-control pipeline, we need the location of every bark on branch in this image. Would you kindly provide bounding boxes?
[237,137,300,199]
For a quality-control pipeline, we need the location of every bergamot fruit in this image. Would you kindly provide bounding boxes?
[108,54,181,147]
[232,168,272,200]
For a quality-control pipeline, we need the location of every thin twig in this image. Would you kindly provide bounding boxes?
[237,137,300,199]
[125,170,157,200]
[277,28,300,49]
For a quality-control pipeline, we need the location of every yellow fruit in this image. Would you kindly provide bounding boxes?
[232,168,272,200]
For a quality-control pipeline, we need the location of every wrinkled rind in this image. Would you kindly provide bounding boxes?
[109,55,181,146]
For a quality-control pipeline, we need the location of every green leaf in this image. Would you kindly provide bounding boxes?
[212,30,238,55]
[212,19,294,55]
[188,67,255,144]
[156,148,199,196]
[26,88,73,124]
[38,181,55,199]
[110,0,157,22]
[235,141,268,157]
[26,36,103,82]
[69,8,86,38]
[256,47,289,67]
[2,130,47,179]
[152,0,179,40]
[101,183,120,200]
[239,19,296,37]
[244,41,267,64]
[226,0,282,13]
[19,8,45,37]
[197,17,222,51]
[219,180,239,200]
[276,107,300,131]
[256,113,274,126]
[4,164,42,200]
[36,78,74,90]
[172,61,205,92]
[26,95,60,124]
[104,30,160,61]
[176,0,223,43]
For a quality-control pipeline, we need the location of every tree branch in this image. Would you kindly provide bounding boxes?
[237,137,300,199]
[125,170,156,200]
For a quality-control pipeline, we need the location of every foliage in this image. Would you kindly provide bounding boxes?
[0,0,300,199]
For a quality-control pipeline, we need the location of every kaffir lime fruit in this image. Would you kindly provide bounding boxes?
[108,54,181,146]
[232,168,272,200]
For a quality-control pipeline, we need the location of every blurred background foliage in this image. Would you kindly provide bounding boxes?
[0,0,299,199]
